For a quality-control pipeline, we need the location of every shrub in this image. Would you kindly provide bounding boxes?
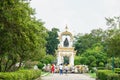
[99,62,104,67]
[41,55,55,64]
[115,68,120,74]
[96,70,120,80]
[37,62,44,69]
[90,61,97,67]
[80,57,89,65]
[0,69,41,80]
[97,67,105,70]
[105,63,112,70]
[24,61,38,69]
[90,67,97,73]
[74,56,81,65]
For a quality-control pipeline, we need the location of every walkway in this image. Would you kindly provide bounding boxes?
[38,73,95,80]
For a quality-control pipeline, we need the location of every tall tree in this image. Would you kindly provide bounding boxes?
[105,16,120,70]
[46,28,59,55]
[0,0,47,72]
[74,28,105,55]
[105,16,120,57]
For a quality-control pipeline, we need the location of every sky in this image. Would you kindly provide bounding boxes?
[30,0,120,34]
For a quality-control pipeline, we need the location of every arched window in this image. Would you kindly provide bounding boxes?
[64,38,69,47]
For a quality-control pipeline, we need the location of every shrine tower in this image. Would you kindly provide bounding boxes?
[56,26,76,66]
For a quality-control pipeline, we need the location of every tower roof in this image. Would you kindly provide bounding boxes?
[59,26,73,40]
[61,25,72,36]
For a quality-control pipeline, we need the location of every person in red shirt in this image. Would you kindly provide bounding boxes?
[51,64,55,73]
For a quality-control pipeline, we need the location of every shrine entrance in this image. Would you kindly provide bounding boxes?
[56,26,76,66]
[64,56,69,64]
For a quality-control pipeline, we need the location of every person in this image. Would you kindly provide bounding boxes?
[51,64,55,74]
[59,64,63,75]
[64,64,68,75]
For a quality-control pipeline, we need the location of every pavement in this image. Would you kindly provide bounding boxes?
[37,73,95,80]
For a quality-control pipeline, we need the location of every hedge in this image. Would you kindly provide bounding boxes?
[97,67,105,70]
[96,70,120,80]
[115,68,120,74]
[0,69,41,80]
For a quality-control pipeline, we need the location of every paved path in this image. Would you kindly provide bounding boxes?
[39,73,95,80]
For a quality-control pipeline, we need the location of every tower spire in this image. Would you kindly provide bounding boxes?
[65,24,68,31]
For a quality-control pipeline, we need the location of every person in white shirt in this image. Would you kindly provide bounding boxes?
[59,64,63,75]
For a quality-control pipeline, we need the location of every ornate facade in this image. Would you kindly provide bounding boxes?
[56,26,76,66]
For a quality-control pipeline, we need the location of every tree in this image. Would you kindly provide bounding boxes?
[74,33,93,55]
[105,29,120,71]
[81,43,107,67]
[105,16,120,57]
[40,55,55,64]
[106,30,120,57]
[105,16,120,29]
[74,56,81,65]
[0,0,47,72]
[46,28,59,55]
[74,28,105,55]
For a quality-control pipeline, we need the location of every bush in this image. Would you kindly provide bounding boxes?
[24,61,38,69]
[90,67,97,73]
[0,69,41,80]
[115,68,120,74]
[97,67,105,70]
[80,57,89,65]
[90,61,97,67]
[96,70,120,80]
[37,62,44,69]
[105,63,112,70]
[99,62,104,67]
[74,56,81,65]
[41,55,55,64]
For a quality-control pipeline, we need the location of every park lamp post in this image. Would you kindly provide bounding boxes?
[112,55,114,72]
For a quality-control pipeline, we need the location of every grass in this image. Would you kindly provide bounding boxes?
[41,71,50,76]
[88,72,96,78]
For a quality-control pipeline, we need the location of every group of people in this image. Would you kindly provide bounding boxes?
[51,64,68,75]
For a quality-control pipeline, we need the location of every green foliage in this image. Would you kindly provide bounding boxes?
[0,69,41,80]
[97,70,120,80]
[74,28,105,55]
[115,68,120,74]
[97,67,105,70]
[37,62,44,69]
[24,61,38,69]
[105,16,120,29]
[46,28,59,55]
[80,43,107,67]
[105,63,112,70]
[105,16,120,57]
[74,28,108,68]
[107,57,120,68]
[41,55,55,64]
[80,57,89,65]
[0,0,47,72]
[90,61,97,67]
[74,56,81,65]
[106,31,120,57]
[64,56,69,64]
[88,73,96,78]
[99,62,104,67]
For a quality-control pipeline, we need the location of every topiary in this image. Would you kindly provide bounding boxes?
[37,62,44,69]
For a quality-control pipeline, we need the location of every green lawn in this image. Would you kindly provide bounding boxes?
[88,72,96,78]
[41,71,50,76]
